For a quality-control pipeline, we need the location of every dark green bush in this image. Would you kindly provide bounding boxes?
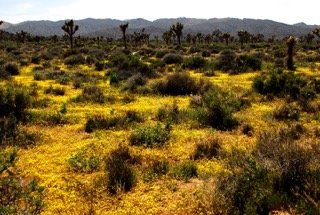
[215,49,236,72]
[129,122,172,147]
[95,61,105,71]
[183,56,208,70]
[31,55,41,64]
[5,63,19,75]
[105,146,136,194]
[0,86,31,120]
[154,72,198,95]
[162,53,183,64]
[64,54,85,65]
[252,69,314,100]
[194,89,240,130]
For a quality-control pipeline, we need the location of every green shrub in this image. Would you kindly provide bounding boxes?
[183,56,208,70]
[5,63,19,75]
[125,73,148,91]
[68,149,101,173]
[162,53,183,64]
[31,55,41,64]
[171,160,198,181]
[44,85,66,96]
[95,61,105,71]
[0,86,31,120]
[157,101,179,123]
[154,72,198,95]
[64,54,85,65]
[194,89,239,130]
[191,136,221,160]
[129,122,172,147]
[252,69,313,100]
[144,160,170,181]
[105,146,136,194]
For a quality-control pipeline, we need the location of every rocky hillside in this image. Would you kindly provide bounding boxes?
[2,17,317,39]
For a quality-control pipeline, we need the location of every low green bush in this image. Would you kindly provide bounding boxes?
[171,160,198,181]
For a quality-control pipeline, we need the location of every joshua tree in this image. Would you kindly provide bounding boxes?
[162,30,172,45]
[170,22,184,45]
[287,36,297,71]
[222,32,231,45]
[312,26,320,39]
[62,19,79,48]
[237,30,251,47]
[120,23,129,49]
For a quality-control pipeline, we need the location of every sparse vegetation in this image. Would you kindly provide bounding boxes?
[1,20,320,214]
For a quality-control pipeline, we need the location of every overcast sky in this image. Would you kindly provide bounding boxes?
[1,0,319,25]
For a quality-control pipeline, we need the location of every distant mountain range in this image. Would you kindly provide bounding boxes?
[0,17,318,39]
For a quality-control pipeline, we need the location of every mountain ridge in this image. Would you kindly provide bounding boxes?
[1,17,318,39]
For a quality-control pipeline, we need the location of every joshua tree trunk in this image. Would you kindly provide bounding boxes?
[287,36,297,71]
[120,23,129,49]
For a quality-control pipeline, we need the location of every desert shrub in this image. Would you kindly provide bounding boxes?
[85,55,96,65]
[85,110,143,133]
[252,69,312,100]
[274,58,285,68]
[40,52,53,61]
[68,148,101,173]
[273,103,300,121]
[242,123,254,136]
[215,49,236,72]
[95,61,105,71]
[144,160,170,181]
[44,85,66,96]
[202,50,211,57]
[5,63,19,75]
[171,160,198,181]
[129,122,172,148]
[157,101,179,123]
[64,54,85,65]
[44,70,67,80]
[191,136,221,160]
[182,56,208,70]
[0,149,45,214]
[105,146,136,194]
[193,89,240,130]
[33,73,46,81]
[0,86,31,120]
[234,54,262,73]
[125,72,148,91]
[76,85,105,104]
[30,55,41,64]
[154,72,198,95]
[155,50,170,58]
[108,53,128,67]
[162,53,183,64]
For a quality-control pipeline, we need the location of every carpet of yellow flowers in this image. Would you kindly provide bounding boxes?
[6,58,320,214]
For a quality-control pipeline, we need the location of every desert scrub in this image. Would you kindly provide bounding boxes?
[75,85,105,104]
[105,146,136,194]
[44,85,66,96]
[144,159,170,182]
[191,136,221,160]
[192,88,240,130]
[129,121,172,147]
[85,110,144,133]
[0,149,45,214]
[182,56,208,70]
[68,148,102,173]
[171,160,198,182]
